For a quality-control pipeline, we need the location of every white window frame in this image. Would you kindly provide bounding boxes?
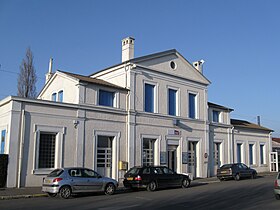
[188,91,199,119]
[214,139,224,166]
[58,89,64,102]
[97,88,119,108]
[248,142,256,166]
[141,134,160,166]
[167,86,180,116]
[236,141,245,163]
[51,92,57,101]
[259,143,266,165]
[143,81,158,113]
[33,124,65,175]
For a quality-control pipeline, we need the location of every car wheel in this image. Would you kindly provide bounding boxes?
[182,178,190,188]
[234,174,240,181]
[275,194,280,200]
[59,186,72,199]
[218,178,224,181]
[47,192,57,197]
[147,181,157,192]
[104,183,115,195]
[251,173,257,179]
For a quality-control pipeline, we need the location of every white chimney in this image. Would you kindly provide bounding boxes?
[193,60,205,73]
[122,37,135,62]
[45,58,53,83]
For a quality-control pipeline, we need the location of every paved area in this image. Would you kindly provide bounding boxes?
[0,172,277,200]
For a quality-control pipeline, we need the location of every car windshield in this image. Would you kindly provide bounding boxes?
[127,167,140,175]
[221,164,232,169]
[47,169,64,177]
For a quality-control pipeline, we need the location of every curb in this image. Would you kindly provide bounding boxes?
[0,193,47,200]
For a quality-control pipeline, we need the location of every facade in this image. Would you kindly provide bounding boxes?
[0,37,273,187]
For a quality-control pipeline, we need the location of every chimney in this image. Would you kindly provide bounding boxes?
[257,116,261,126]
[193,60,205,73]
[45,58,53,83]
[122,37,135,62]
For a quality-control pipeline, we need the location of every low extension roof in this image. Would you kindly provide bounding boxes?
[58,70,128,91]
[208,102,234,112]
[231,119,273,132]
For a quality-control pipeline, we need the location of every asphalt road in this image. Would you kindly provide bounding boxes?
[0,175,278,210]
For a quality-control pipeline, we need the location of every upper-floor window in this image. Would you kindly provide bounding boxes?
[99,90,115,107]
[189,93,197,119]
[51,93,57,101]
[145,84,155,113]
[213,110,220,123]
[58,90,63,102]
[168,89,177,116]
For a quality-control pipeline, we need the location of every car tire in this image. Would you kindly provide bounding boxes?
[182,178,190,188]
[47,192,57,197]
[251,173,257,179]
[275,194,280,200]
[59,186,72,199]
[234,174,240,181]
[147,181,157,192]
[104,183,115,195]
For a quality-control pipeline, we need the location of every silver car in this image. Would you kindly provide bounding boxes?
[274,172,280,200]
[42,167,118,199]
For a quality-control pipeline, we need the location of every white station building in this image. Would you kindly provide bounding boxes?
[0,37,273,187]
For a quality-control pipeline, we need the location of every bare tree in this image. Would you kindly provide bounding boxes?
[17,47,37,98]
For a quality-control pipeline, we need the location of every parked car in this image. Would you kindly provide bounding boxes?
[274,172,280,200]
[217,163,257,181]
[123,166,191,191]
[42,167,118,199]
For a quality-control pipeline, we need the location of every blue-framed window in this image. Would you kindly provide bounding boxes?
[168,89,177,116]
[260,144,265,164]
[1,130,6,154]
[237,143,242,163]
[213,110,220,123]
[249,144,254,165]
[58,90,63,102]
[145,84,155,113]
[99,90,114,107]
[189,93,197,119]
[51,93,57,101]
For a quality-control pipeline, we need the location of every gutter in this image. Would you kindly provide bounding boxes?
[17,108,25,188]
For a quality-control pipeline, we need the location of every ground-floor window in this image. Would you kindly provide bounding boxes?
[237,143,242,163]
[38,133,56,168]
[143,138,155,166]
[0,130,6,154]
[260,144,265,165]
[213,142,221,166]
[249,144,254,165]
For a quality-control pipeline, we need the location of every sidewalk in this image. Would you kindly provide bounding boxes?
[0,172,277,200]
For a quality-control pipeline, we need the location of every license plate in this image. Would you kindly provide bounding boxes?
[45,179,52,184]
[127,177,133,181]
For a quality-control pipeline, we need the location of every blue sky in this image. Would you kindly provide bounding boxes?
[0,0,279,136]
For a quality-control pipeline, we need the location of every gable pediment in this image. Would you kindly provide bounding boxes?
[132,50,210,85]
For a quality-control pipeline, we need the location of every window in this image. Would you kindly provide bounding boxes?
[237,143,242,163]
[168,89,177,116]
[51,93,57,101]
[249,144,254,165]
[38,133,56,169]
[143,138,155,166]
[214,142,221,166]
[213,110,220,123]
[145,84,155,113]
[99,90,114,107]
[1,130,6,154]
[260,144,265,164]
[189,93,197,119]
[58,90,63,102]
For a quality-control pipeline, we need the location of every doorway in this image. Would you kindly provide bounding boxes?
[97,136,113,177]
[188,141,197,178]
[168,145,177,172]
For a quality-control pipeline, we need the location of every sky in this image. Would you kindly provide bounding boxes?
[0,0,279,136]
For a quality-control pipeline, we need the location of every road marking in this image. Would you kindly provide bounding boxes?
[98,204,140,210]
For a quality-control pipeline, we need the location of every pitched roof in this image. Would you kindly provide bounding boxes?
[272,138,280,144]
[231,119,273,132]
[58,70,128,91]
[208,102,234,112]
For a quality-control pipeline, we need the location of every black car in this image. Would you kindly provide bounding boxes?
[217,163,257,181]
[123,166,191,191]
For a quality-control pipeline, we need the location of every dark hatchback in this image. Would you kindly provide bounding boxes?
[123,166,191,191]
[217,163,257,181]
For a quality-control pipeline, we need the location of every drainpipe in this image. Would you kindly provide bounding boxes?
[231,126,234,163]
[17,109,25,188]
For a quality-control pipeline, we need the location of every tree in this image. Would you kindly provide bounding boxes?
[17,47,37,98]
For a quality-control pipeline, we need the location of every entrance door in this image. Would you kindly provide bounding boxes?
[168,145,177,172]
[213,142,221,175]
[97,136,112,177]
[270,152,278,172]
[188,141,197,178]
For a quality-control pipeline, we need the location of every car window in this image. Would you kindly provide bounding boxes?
[162,167,174,174]
[220,164,232,169]
[47,169,64,177]
[82,169,99,178]
[127,167,140,175]
[153,167,163,174]
[69,169,82,177]
[142,168,151,174]
[241,164,248,169]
